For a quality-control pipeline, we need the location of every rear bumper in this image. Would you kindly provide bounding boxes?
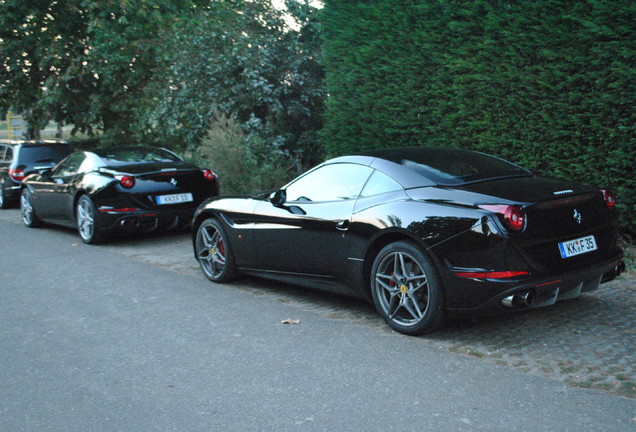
[97,207,196,235]
[446,252,625,318]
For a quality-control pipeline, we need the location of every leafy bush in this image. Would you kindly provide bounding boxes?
[321,0,636,234]
[193,113,293,195]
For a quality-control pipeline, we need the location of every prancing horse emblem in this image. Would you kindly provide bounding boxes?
[573,209,582,224]
[170,178,178,186]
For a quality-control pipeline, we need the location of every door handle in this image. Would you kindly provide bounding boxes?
[336,220,350,231]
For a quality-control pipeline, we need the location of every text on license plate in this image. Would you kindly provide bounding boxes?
[558,235,597,259]
[156,193,193,205]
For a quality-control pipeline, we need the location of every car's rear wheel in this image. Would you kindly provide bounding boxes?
[76,195,104,244]
[371,241,446,335]
[20,188,42,227]
[195,218,238,282]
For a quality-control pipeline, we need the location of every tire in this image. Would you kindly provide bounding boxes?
[371,241,446,335]
[0,183,8,209]
[195,218,238,282]
[20,188,42,227]
[76,195,105,244]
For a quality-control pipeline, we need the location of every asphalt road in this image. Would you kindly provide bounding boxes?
[1,209,635,432]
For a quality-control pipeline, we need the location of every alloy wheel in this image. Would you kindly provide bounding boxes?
[195,218,237,282]
[77,197,95,242]
[374,250,431,328]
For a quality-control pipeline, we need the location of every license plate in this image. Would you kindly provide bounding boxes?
[156,193,193,205]
[558,235,597,258]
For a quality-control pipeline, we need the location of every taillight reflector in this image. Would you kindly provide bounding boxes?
[116,175,135,188]
[601,189,615,208]
[455,270,530,279]
[479,204,526,232]
[9,168,25,182]
[98,207,139,213]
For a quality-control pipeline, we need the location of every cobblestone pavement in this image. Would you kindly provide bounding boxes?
[2,208,634,398]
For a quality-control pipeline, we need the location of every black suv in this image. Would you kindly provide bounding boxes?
[0,139,74,208]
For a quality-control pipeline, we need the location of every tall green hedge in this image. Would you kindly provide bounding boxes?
[321,0,635,234]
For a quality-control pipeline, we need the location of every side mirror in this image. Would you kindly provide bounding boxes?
[270,189,287,206]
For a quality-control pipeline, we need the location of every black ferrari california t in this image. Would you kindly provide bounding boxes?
[192,147,624,335]
[21,146,219,244]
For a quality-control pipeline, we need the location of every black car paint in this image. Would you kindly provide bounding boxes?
[192,148,623,320]
[22,147,219,240]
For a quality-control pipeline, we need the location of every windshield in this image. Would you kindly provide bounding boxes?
[95,147,182,165]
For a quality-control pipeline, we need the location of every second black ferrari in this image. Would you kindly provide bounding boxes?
[21,146,219,243]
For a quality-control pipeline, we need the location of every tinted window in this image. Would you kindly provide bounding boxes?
[17,145,73,166]
[53,153,87,177]
[360,170,403,197]
[286,163,373,202]
[96,147,181,165]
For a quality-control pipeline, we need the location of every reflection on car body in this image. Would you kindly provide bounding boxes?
[21,146,219,244]
[192,146,624,335]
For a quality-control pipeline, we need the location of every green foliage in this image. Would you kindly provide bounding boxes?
[193,112,292,194]
[321,0,636,233]
[0,0,89,137]
[142,0,325,169]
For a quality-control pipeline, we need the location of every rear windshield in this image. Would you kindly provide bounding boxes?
[368,147,532,186]
[95,147,182,165]
[18,145,73,166]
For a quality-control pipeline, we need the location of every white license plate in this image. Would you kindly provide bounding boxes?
[156,193,193,205]
[558,235,597,258]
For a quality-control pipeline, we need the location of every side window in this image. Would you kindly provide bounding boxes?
[52,153,86,177]
[285,163,373,202]
[0,145,6,162]
[360,170,403,198]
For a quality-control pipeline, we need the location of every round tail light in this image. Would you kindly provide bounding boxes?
[601,189,616,208]
[116,175,135,189]
[479,204,526,232]
[503,205,526,231]
[203,169,217,181]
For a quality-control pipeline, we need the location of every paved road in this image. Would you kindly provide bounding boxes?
[1,209,635,431]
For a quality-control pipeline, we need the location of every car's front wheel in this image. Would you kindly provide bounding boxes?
[20,188,42,227]
[371,241,446,335]
[76,195,104,244]
[195,218,238,282]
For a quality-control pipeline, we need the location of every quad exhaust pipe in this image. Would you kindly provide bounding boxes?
[502,290,536,309]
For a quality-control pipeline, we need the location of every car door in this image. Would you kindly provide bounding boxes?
[251,162,374,278]
[32,152,87,220]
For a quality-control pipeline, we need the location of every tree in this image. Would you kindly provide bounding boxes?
[321,0,636,233]
[0,0,207,141]
[0,0,89,137]
[141,0,325,168]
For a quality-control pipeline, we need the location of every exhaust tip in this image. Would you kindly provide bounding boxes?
[502,290,536,309]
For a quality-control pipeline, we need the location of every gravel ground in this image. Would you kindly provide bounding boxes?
[2,208,634,398]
